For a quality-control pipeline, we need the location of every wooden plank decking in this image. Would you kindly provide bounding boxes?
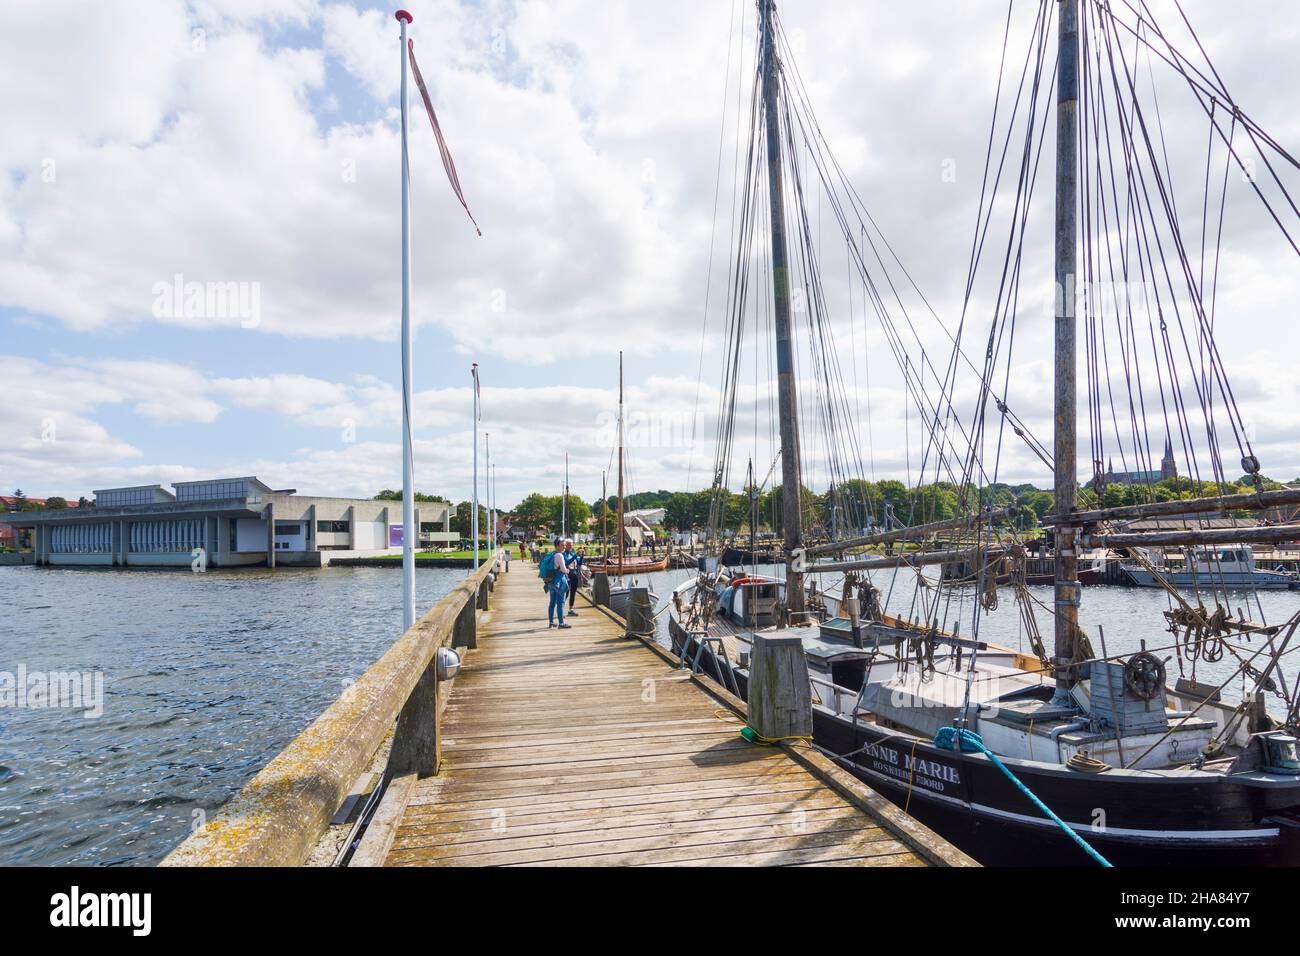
[379,567,968,867]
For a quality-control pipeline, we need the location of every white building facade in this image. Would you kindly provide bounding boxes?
[5,477,456,569]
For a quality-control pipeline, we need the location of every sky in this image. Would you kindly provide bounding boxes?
[2,0,1299,509]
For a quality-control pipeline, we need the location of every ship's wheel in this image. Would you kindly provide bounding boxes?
[1124,651,1165,701]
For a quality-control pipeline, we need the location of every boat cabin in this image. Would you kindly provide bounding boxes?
[801,635,1219,770]
[716,576,784,627]
[1188,547,1256,572]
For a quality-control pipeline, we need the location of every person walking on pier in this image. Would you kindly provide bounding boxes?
[564,538,583,616]
[541,537,570,628]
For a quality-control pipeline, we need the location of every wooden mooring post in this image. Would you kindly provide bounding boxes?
[747,633,813,742]
[625,585,653,638]
[592,570,610,606]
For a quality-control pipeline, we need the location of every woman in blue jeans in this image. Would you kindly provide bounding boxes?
[545,543,571,628]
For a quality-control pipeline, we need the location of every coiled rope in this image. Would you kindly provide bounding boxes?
[740,726,813,746]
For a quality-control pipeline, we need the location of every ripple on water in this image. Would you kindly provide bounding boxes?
[0,564,463,865]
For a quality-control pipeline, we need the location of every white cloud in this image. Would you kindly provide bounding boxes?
[213,373,352,417]
[4,1,1300,503]
[0,0,710,363]
[321,3,392,100]
[0,1,190,164]
[190,0,319,28]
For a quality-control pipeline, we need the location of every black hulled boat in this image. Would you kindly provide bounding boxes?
[669,0,1300,866]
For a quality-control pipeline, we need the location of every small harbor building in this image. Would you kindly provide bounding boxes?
[2,477,456,569]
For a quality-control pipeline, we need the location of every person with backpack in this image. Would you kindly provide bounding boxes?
[540,537,571,628]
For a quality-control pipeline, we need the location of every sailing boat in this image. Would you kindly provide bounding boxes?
[670,0,1300,865]
[587,351,666,617]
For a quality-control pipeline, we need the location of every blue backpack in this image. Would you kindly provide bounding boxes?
[539,551,560,584]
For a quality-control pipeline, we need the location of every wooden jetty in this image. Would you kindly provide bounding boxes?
[163,553,973,868]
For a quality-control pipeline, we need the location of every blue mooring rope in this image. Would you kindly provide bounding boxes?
[934,726,1113,867]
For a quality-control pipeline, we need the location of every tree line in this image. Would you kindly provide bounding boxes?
[374,472,1296,539]
[487,473,1290,535]
[5,490,92,511]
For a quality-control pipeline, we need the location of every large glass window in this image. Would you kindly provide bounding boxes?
[51,522,114,553]
[177,480,249,502]
[97,487,156,506]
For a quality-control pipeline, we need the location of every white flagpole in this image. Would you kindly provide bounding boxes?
[397,9,415,632]
[486,431,493,554]
[562,452,568,538]
[472,363,480,570]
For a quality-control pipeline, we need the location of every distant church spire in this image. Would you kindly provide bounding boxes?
[1160,435,1177,481]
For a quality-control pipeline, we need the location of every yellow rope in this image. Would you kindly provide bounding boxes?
[904,737,921,815]
[741,726,813,745]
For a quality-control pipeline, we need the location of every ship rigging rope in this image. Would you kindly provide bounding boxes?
[702,0,1300,644]
[1084,0,1300,490]
[988,0,1300,519]
[935,727,1112,867]
[1083,6,1234,488]
[687,0,743,496]
[773,10,1050,497]
[706,2,1059,552]
[1125,611,1300,768]
[1114,0,1300,182]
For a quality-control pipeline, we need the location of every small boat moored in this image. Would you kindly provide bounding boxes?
[1123,546,1297,590]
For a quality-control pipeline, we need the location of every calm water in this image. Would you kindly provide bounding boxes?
[643,565,1300,711]
[2,562,1295,866]
[0,564,464,866]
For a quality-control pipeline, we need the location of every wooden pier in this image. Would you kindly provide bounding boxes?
[164,554,972,868]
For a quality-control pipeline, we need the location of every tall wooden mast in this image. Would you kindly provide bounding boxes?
[1052,0,1080,693]
[760,0,805,615]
